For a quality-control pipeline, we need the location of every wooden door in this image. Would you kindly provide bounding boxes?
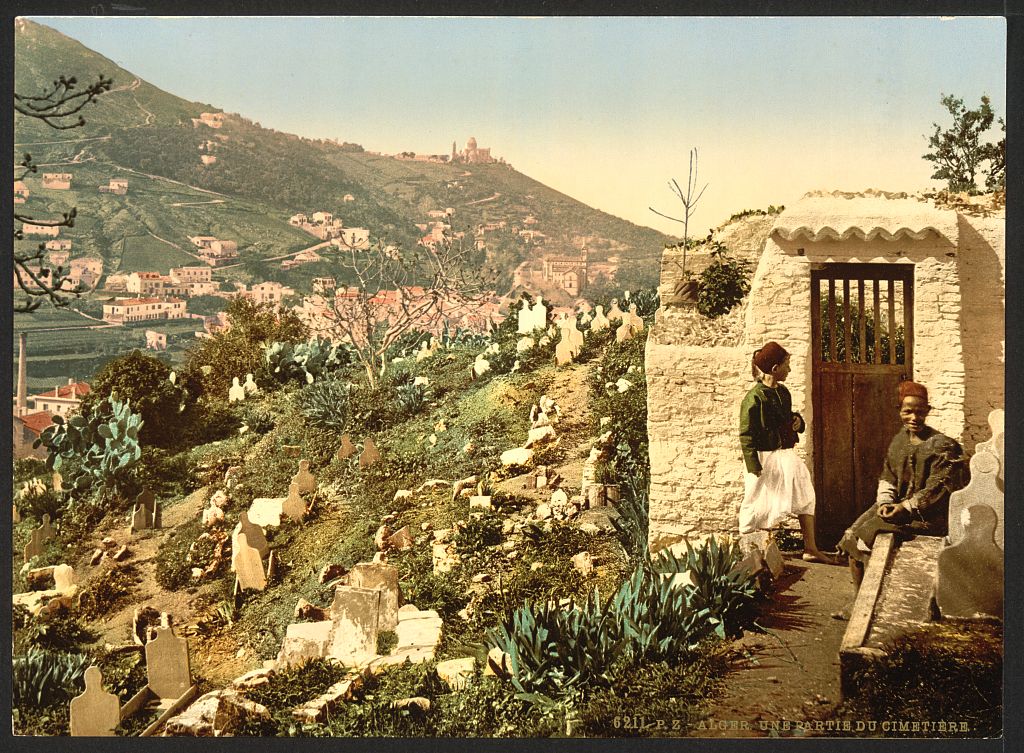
[810,263,914,547]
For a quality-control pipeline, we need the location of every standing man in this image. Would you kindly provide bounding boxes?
[833,380,969,618]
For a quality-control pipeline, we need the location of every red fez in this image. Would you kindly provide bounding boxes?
[753,341,789,373]
[898,381,929,402]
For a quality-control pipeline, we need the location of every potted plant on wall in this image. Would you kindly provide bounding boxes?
[650,147,708,306]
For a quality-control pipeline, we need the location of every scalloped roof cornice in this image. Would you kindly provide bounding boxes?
[771,192,958,244]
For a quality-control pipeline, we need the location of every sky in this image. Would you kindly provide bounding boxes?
[26,15,1007,236]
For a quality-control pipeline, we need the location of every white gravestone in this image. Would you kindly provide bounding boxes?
[228,376,246,403]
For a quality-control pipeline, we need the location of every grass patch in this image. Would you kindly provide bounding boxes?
[831,620,1002,737]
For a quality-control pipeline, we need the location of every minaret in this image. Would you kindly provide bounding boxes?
[16,332,28,416]
[451,141,457,162]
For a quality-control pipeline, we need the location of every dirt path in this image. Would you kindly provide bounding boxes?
[691,556,853,737]
[76,487,214,649]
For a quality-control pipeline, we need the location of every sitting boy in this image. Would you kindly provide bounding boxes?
[833,381,969,619]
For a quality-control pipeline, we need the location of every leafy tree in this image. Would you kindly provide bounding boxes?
[185,296,308,396]
[80,351,197,449]
[14,73,112,312]
[923,94,1005,193]
[186,294,228,316]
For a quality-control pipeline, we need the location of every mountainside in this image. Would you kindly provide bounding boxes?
[15,19,673,292]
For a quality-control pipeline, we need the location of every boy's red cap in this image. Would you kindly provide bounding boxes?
[898,381,929,402]
[753,341,789,373]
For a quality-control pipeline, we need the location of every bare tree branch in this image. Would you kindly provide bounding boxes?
[13,73,110,311]
[301,228,493,387]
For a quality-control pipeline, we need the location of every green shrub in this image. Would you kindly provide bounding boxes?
[575,653,728,737]
[185,297,309,397]
[154,518,205,591]
[15,477,65,521]
[347,384,401,433]
[434,676,557,737]
[395,382,428,418]
[376,630,398,656]
[697,242,751,319]
[79,350,195,449]
[237,658,352,735]
[835,621,1002,737]
[79,564,140,620]
[12,648,91,708]
[184,400,243,445]
[300,378,350,432]
[134,447,199,499]
[18,613,96,652]
[240,403,276,435]
[454,513,504,555]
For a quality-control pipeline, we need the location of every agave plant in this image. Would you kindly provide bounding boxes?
[300,378,351,432]
[12,648,91,708]
[654,537,760,638]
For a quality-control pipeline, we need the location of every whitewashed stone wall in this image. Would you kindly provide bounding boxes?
[956,214,1005,452]
[645,342,751,549]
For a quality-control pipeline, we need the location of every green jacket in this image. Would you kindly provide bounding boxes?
[738,382,804,474]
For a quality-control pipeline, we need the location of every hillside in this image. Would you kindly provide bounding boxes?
[15,19,674,293]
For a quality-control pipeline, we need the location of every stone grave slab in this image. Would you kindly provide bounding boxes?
[395,607,443,649]
[248,497,284,528]
[386,525,414,550]
[234,533,267,592]
[337,434,357,461]
[349,563,401,630]
[277,621,333,668]
[52,471,64,491]
[137,489,161,529]
[23,527,45,563]
[936,505,1003,619]
[948,441,1003,550]
[146,626,192,701]
[38,512,55,541]
[359,438,381,468]
[233,512,269,561]
[436,657,475,690]
[282,482,307,522]
[839,534,944,698]
[293,459,316,495]
[326,586,381,662]
[130,503,153,533]
[70,666,120,736]
[228,377,246,402]
[53,563,76,592]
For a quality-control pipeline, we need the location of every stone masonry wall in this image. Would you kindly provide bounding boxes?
[956,213,1005,452]
[645,342,751,548]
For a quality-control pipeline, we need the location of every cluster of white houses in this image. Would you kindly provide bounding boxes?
[189,235,239,266]
[288,210,369,248]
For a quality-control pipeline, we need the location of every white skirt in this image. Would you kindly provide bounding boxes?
[739,448,816,534]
